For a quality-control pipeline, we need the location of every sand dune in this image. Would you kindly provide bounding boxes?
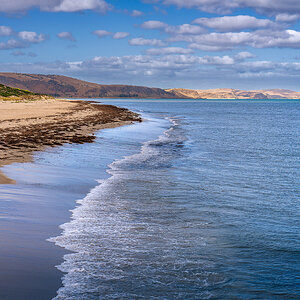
[166,88,300,99]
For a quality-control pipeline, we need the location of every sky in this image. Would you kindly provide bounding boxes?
[1,0,300,90]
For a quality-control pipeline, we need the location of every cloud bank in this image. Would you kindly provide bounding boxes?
[147,0,300,19]
[0,0,111,13]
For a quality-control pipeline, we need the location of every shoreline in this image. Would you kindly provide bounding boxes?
[0,99,142,299]
[0,98,141,184]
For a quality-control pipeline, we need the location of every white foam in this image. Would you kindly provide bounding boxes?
[48,116,199,299]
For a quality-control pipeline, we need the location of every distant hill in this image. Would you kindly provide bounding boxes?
[0,73,182,99]
[1,73,299,99]
[166,88,300,99]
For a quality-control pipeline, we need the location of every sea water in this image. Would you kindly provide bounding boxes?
[49,100,300,299]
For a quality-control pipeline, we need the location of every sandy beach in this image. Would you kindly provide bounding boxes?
[0,98,141,184]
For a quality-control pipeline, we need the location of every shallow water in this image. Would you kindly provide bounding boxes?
[48,99,300,299]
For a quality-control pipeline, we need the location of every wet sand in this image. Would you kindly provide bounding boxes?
[0,162,101,299]
[0,98,141,184]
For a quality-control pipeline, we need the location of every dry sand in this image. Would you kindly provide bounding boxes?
[0,98,141,184]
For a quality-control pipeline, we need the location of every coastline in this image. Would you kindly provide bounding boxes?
[0,99,143,299]
[0,98,141,184]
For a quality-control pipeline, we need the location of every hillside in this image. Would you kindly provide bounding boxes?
[0,73,182,99]
[0,83,48,100]
[166,88,300,99]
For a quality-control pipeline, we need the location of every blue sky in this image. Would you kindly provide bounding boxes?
[1,0,300,90]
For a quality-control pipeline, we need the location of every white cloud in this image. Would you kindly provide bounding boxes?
[131,9,143,17]
[141,20,205,35]
[93,30,130,40]
[146,47,194,55]
[235,51,254,60]
[0,26,13,36]
[113,32,130,39]
[146,0,239,14]
[57,31,76,41]
[193,15,276,32]
[50,0,109,12]
[1,53,256,78]
[165,24,205,35]
[170,31,252,51]
[141,20,167,29]
[87,54,231,73]
[93,30,129,40]
[146,0,300,21]
[18,31,46,43]
[240,0,300,16]
[129,37,166,46]
[199,55,235,65]
[0,39,25,50]
[271,29,300,48]
[139,17,300,51]
[93,30,111,38]
[275,14,300,22]
[0,0,111,13]
[0,55,291,74]
[0,28,47,50]
[0,0,52,13]
[237,60,300,78]
[169,29,300,51]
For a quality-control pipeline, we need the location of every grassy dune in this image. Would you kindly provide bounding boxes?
[0,84,50,101]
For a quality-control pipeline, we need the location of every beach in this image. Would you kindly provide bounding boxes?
[0,99,299,299]
[0,98,141,184]
[0,98,142,299]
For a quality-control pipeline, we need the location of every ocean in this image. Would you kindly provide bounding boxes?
[2,99,300,299]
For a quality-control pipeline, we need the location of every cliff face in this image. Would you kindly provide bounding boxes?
[166,88,300,99]
[0,73,182,99]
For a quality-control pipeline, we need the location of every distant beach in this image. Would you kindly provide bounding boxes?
[0,98,141,184]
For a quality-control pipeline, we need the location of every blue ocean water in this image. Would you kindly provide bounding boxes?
[50,100,300,299]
